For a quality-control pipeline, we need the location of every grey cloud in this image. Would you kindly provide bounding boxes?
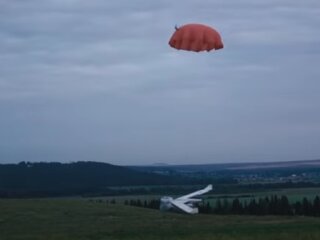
[0,0,320,164]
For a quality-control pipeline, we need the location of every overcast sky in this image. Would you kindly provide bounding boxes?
[0,0,320,165]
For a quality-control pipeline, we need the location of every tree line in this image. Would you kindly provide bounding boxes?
[105,195,320,217]
[199,195,320,217]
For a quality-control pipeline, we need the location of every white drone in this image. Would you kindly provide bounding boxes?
[160,184,212,214]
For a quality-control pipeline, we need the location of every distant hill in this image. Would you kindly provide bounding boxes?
[0,161,184,197]
[224,159,320,170]
[2,159,320,198]
[132,159,320,172]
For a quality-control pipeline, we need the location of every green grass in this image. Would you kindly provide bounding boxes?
[99,187,320,205]
[1,198,320,240]
[192,188,319,207]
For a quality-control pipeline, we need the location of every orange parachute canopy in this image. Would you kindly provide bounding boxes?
[168,23,223,52]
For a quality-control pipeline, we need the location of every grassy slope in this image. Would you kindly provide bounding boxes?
[203,187,320,205]
[99,187,320,205]
[0,199,320,240]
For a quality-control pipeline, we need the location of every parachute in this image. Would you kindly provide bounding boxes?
[168,23,223,52]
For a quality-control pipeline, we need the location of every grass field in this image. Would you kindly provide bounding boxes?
[204,187,320,205]
[1,198,320,240]
[100,187,320,205]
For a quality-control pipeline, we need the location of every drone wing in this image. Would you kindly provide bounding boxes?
[170,200,198,214]
[176,184,212,200]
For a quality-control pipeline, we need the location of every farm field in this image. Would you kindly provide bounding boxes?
[205,187,320,205]
[1,198,320,240]
[100,187,320,205]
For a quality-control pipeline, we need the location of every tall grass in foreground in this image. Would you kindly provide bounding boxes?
[1,199,320,240]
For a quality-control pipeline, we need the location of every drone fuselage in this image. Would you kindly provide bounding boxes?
[160,196,201,212]
[159,185,212,214]
[160,196,173,211]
